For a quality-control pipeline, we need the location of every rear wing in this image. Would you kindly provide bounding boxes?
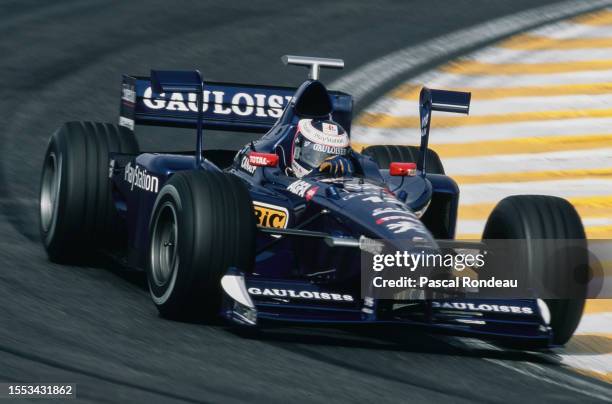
[418,87,471,174]
[119,75,353,134]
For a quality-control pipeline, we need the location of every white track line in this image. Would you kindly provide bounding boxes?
[406,69,612,88]
[558,354,612,376]
[353,118,612,144]
[532,19,612,39]
[457,218,612,235]
[470,47,612,63]
[459,179,612,204]
[331,0,612,100]
[367,94,612,117]
[469,94,612,115]
[574,313,612,334]
[444,148,612,175]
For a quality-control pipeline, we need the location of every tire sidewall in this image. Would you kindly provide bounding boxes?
[40,135,63,248]
[148,184,184,306]
[40,130,73,258]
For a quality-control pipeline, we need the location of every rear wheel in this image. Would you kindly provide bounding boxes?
[483,195,588,345]
[39,122,139,263]
[147,170,256,320]
[361,145,444,174]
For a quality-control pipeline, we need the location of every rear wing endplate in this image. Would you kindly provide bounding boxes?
[418,87,471,174]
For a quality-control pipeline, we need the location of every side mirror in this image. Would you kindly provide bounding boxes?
[248,152,279,168]
[389,162,416,177]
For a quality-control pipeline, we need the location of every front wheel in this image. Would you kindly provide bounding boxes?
[483,195,588,345]
[147,170,256,320]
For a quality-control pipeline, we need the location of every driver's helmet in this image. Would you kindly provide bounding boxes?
[291,118,350,178]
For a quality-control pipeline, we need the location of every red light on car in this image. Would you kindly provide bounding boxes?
[389,162,416,176]
[248,152,279,167]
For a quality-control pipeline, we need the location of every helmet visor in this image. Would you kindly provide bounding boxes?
[295,136,347,169]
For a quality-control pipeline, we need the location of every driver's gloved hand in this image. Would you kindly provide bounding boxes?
[317,155,354,177]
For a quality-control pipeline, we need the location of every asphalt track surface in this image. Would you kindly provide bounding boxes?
[1,1,611,403]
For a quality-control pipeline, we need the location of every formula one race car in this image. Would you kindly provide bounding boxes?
[39,55,589,348]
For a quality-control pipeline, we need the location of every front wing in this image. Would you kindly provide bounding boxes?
[220,271,554,346]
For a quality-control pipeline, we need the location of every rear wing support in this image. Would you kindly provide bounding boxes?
[418,88,471,175]
[150,70,204,167]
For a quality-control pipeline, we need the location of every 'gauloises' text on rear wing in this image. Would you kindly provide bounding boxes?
[119,75,353,134]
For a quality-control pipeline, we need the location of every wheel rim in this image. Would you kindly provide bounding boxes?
[40,152,60,233]
[150,202,178,287]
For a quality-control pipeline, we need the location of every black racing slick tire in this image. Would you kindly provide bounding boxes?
[147,170,256,320]
[361,145,445,174]
[482,195,588,346]
[39,122,139,263]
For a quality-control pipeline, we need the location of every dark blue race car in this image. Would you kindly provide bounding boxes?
[39,56,588,349]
